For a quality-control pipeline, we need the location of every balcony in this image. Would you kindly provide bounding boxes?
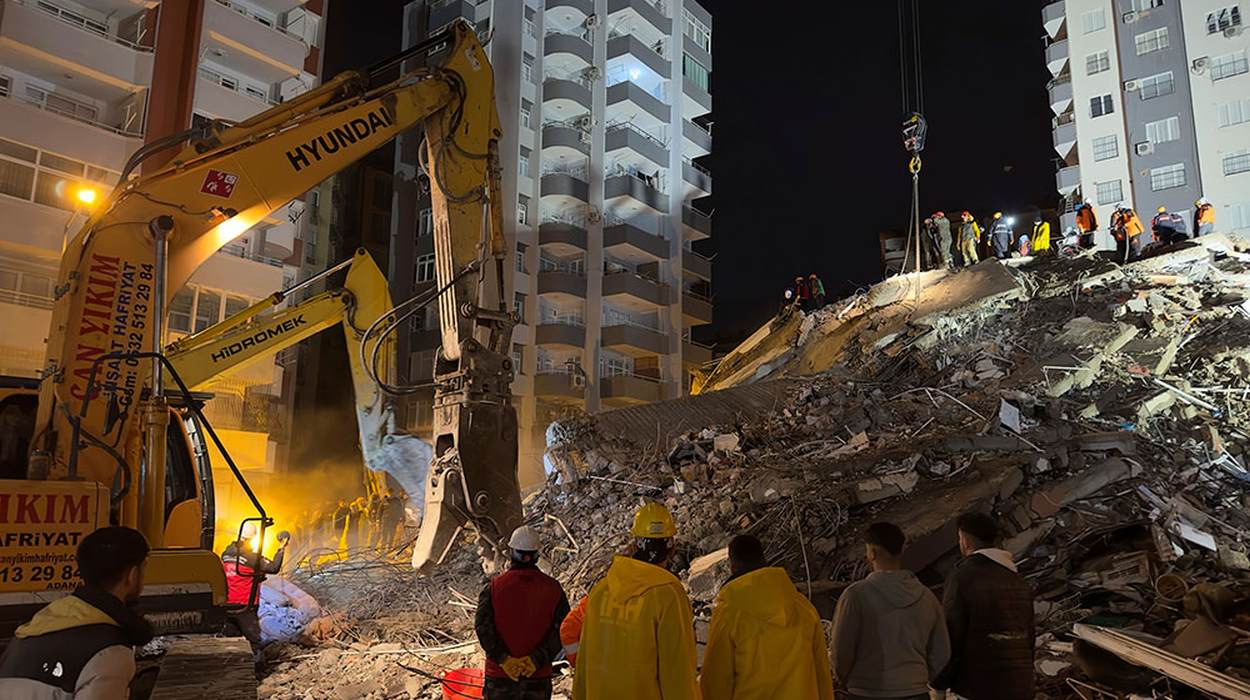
[603,271,672,308]
[607,33,670,79]
[683,339,712,366]
[1053,120,1077,159]
[601,323,667,356]
[541,163,590,203]
[547,0,595,20]
[543,71,593,117]
[537,270,587,299]
[0,0,154,90]
[1056,165,1080,196]
[195,75,272,122]
[607,0,672,35]
[605,171,668,213]
[601,373,662,405]
[683,291,713,325]
[681,205,712,241]
[683,160,712,195]
[204,0,308,81]
[545,30,593,67]
[682,250,711,280]
[1043,1,1067,40]
[683,76,712,117]
[543,120,591,158]
[606,121,669,168]
[606,80,670,126]
[683,119,712,155]
[604,220,669,261]
[1048,77,1073,116]
[539,218,588,253]
[0,91,140,168]
[1045,39,1069,77]
[535,371,586,401]
[535,322,586,349]
[429,0,474,31]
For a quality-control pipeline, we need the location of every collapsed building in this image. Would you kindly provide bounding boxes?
[259,235,1250,699]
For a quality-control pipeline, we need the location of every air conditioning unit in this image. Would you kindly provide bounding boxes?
[1136,142,1154,156]
[1193,56,1210,74]
[570,373,586,388]
[574,114,593,130]
[587,207,602,223]
[1124,79,1140,91]
[1123,10,1138,23]
[585,14,599,28]
[1226,26,1244,37]
[583,66,602,82]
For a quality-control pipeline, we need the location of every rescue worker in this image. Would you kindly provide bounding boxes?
[793,276,811,313]
[932,211,953,268]
[346,497,366,551]
[1015,230,1031,257]
[1075,199,1098,249]
[1194,197,1216,236]
[1109,204,1144,262]
[1152,206,1187,245]
[958,212,981,266]
[475,526,570,700]
[1031,215,1051,255]
[571,501,699,700]
[0,527,153,699]
[989,212,1012,260]
[922,217,940,270]
[331,498,349,549]
[559,597,587,668]
[779,287,795,314]
[380,490,406,552]
[367,490,384,551]
[222,523,290,653]
[701,535,834,700]
[808,273,826,309]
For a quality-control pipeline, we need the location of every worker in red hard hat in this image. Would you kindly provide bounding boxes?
[475,525,570,700]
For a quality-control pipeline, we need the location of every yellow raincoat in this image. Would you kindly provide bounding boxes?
[572,556,700,700]
[700,567,834,700]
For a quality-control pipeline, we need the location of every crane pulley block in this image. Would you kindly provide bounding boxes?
[902,112,928,155]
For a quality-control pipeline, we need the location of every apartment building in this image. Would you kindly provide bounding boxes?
[1044,0,1250,241]
[393,0,714,487]
[0,0,327,476]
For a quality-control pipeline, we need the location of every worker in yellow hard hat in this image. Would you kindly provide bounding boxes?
[571,501,699,700]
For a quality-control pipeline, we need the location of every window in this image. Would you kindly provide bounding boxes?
[1139,72,1174,100]
[168,288,194,333]
[194,289,221,332]
[1223,149,1250,175]
[1090,94,1115,118]
[0,74,9,98]
[417,208,432,238]
[683,9,711,52]
[1136,0,1164,8]
[422,306,439,331]
[522,54,534,83]
[1228,202,1250,232]
[225,294,250,320]
[683,54,709,92]
[519,147,530,178]
[1096,179,1123,205]
[1146,116,1181,143]
[1208,6,1242,34]
[517,195,529,225]
[416,253,435,283]
[521,100,533,129]
[1135,27,1169,55]
[1086,51,1110,75]
[515,242,528,273]
[1220,99,1250,127]
[523,15,534,37]
[1092,134,1119,161]
[1083,7,1106,33]
[0,159,35,201]
[1150,163,1186,191]
[1213,50,1250,81]
[511,343,525,374]
[513,292,527,320]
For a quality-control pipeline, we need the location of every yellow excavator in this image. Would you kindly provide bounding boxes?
[0,20,521,640]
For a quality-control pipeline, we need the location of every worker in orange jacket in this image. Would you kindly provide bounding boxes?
[1194,197,1216,236]
[559,597,586,667]
[1075,200,1098,249]
[1110,204,1144,263]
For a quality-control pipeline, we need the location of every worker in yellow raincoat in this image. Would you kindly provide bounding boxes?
[571,502,699,700]
[701,535,834,700]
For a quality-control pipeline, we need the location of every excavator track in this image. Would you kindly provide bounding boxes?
[145,637,257,700]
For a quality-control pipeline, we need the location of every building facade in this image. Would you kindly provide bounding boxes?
[394,0,714,487]
[1044,0,1250,240]
[0,0,327,476]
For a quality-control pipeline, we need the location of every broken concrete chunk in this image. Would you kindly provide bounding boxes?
[1030,458,1136,518]
[712,433,741,453]
[854,470,920,505]
[687,547,729,601]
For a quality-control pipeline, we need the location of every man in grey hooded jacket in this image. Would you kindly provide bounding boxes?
[830,522,949,700]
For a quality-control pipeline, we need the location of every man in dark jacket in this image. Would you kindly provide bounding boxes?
[0,526,154,699]
[475,526,570,699]
[934,512,1035,700]
[988,213,1013,260]
[932,212,953,268]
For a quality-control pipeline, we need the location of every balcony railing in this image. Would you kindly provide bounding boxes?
[538,257,586,275]
[0,288,54,310]
[4,89,142,138]
[601,313,662,333]
[684,158,712,176]
[542,159,590,180]
[18,0,153,52]
[605,165,666,195]
[545,28,592,43]
[606,120,668,150]
[219,244,286,268]
[544,68,594,89]
[600,367,661,382]
[198,66,275,106]
[213,0,306,43]
[542,211,587,228]
[538,315,585,327]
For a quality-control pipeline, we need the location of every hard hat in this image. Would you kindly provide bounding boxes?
[509,525,540,552]
[1196,197,1208,206]
[241,522,258,540]
[993,211,1002,219]
[784,289,793,299]
[1158,206,1167,214]
[933,211,945,218]
[961,211,972,219]
[631,501,676,539]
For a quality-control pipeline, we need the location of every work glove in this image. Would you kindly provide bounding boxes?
[501,656,528,681]
[516,656,536,678]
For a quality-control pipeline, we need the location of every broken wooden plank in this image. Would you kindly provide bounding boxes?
[1072,623,1250,699]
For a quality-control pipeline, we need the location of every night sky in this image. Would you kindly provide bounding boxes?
[326,0,1057,347]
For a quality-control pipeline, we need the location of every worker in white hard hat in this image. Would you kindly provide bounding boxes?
[571,501,700,700]
[474,525,570,700]
[1195,197,1216,236]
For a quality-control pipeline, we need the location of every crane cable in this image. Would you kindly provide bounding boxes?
[896,0,927,277]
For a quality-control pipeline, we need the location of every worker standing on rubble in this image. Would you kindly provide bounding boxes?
[808,273,826,309]
[700,535,834,700]
[475,526,570,700]
[989,212,1012,260]
[1075,199,1098,249]
[571,501,700,700]
[793,276,811,313]
[932,212,953,268]
[380,490,406,552]
[332,498,349,550]
[367,490,384,551]
[933,513,1035,700]
[830,522,948,700]
[1195,197,1216,236]
[0,527,153,699]
[346,497,366,552]
[1031,215,1051,255]
[222,523,290,657]
[958,212,980,266]
[1152,207,1187,245]
[1110,204,1145,263]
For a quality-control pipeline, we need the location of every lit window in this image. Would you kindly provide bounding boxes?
[1090,94,1115,118]
[1092,135,1119,161]
[1208,6,1242,34]
[1086,51,1110,75]
[1096,179,1123,205]
[416,254,435,283]
[1223,149,1250,176]
[1145,116,1181,144]
[1083,7,1106,33]
[1213,50,1249,80]
[1134,27,1169,55]
[1149,163,1186,191]
[1139,72,1174,100]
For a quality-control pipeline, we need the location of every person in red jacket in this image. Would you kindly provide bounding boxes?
[221,522,289,656]
[475,526,571,700]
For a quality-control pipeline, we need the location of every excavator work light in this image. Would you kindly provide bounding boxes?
[75,187,98,205]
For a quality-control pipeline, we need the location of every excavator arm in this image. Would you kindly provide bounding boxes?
[31,21,519,567]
